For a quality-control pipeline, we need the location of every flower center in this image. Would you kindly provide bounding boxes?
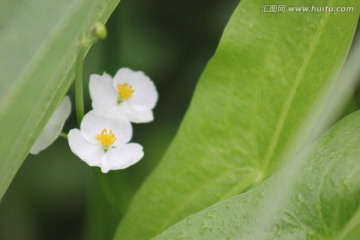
[96,129,117,150]
[117,83,134,101]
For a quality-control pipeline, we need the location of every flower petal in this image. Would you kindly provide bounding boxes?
[30,96,71,154]
[100,143,144,173]
[113,68,158,109]
[68,129,103,167]
[116,102,154,123]
[89,72,118,111]
[80,110,132,145]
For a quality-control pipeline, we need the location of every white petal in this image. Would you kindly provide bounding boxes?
[100,143,144,173]
[30,96,71,154]
[112,68,135,86]
[113,68,158,109]
[89,72,118,111]
[116,102,154,123]
[80,110,132,145]
[68,129,103,167]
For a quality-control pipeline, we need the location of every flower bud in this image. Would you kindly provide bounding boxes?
[92,22,107,40]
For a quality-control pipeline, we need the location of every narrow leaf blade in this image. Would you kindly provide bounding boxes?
[0,0,120,200]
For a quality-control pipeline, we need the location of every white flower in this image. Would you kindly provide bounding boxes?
[89,68,158,123]
[30,96,71,154]
[68,110,144,173]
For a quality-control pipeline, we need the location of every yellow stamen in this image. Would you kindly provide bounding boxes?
[117,83,134,100]
[96,129,117,149]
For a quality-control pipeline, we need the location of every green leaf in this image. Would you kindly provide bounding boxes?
[115,0,360,238]
[0,0,120,200]
[343,220,360,240]
[152,42,360,239]
[154,110,360,239]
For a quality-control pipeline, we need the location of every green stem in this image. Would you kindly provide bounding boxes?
[93,168,121,218]
[74,23,107,126]
[75,46,86,127]
[59,132,68,139]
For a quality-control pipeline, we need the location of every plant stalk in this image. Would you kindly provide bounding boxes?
[75,46,86,127]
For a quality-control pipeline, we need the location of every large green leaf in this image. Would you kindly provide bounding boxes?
[154,110,360,239]
[0,0,120,200]
[115,0,360,238]
[153,42,360,239]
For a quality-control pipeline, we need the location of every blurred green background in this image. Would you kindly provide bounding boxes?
[0,0,239,239]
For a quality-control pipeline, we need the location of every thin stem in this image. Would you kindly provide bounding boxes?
[93,168,121,218]
[75,46,86,127]
[74,23,107,126]
[59,132,68,139]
